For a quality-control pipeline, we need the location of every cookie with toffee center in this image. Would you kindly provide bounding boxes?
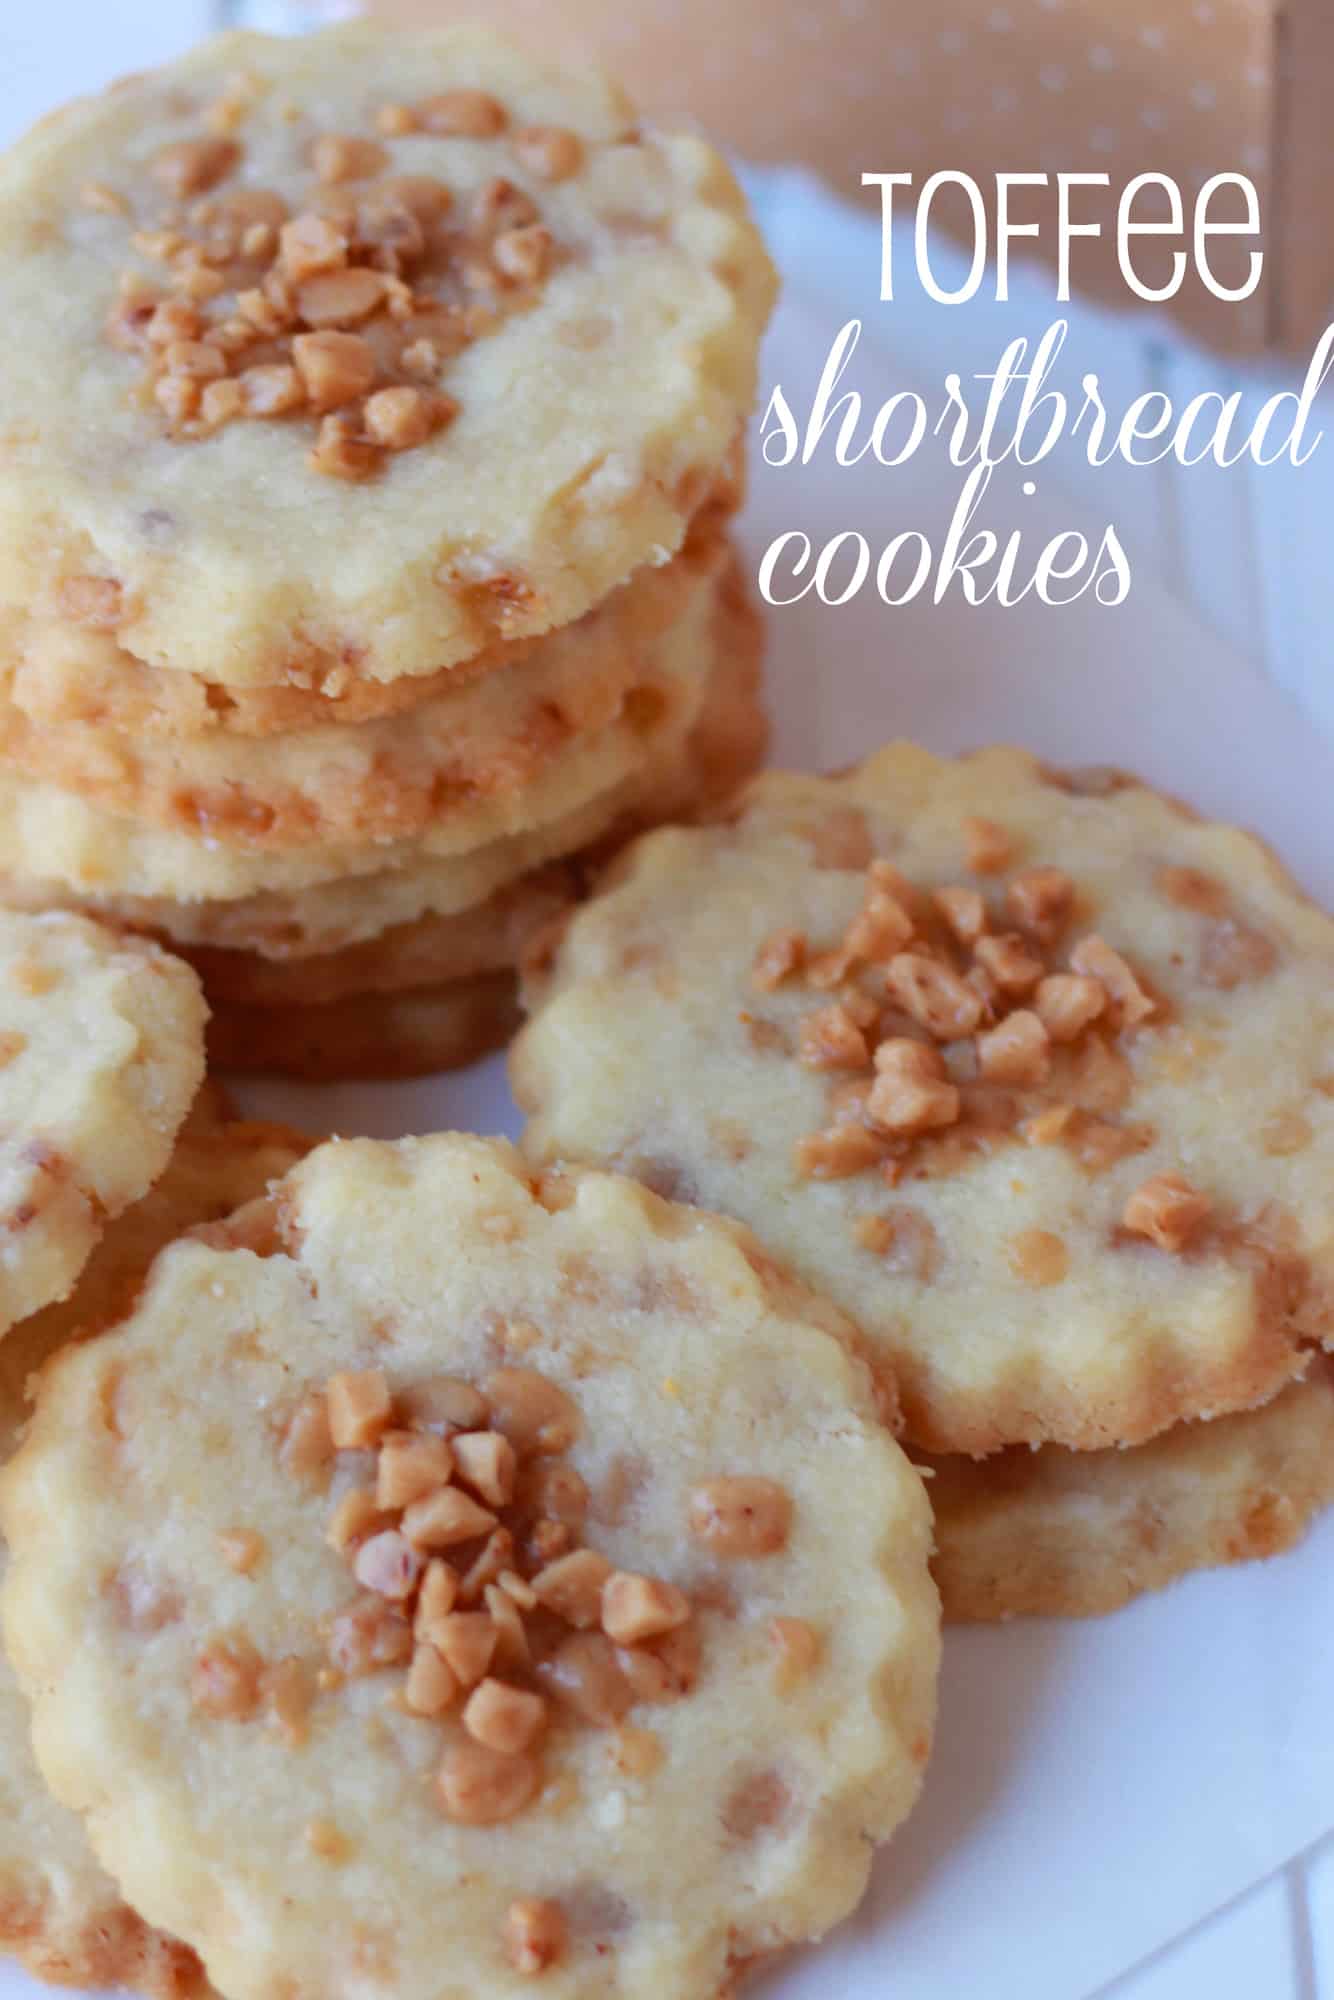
[0,908,205,1337]
[920,1357,1334,1621]
[0,25,774,692]
[1,1136,937,2000]
[514,743,1334,1454]
[0,1094,310,1996]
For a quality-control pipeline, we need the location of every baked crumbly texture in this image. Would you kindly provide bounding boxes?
[514,743,1334,1454]
[0,453,743,741]
[1,1136,938,2000]
[0,908,206,1335]
[0,544,746,912]
[0,555,766,963]
[921,1357,1334,1621]
[0,1099,310,1995]
[0,536,729,850]
[185,592,766,1076]
[0,24,775,690]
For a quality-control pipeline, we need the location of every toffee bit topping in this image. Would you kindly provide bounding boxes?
[794,1125,885,1180]
[293,330,377,412]
[601,1572,691,1647]
[437,1738,541,1825]
[326,1487,385,1554]
[353,1529,424,1599]
[462,1677,547,1754]
[482,1369,581,1456]
[1034,973,1106,1043]
[504,1898,568,1977]
[418,89,508,137]
[295,266,387,328]
[752,927,807,991]
[536,1631,633,1726]
[377,1431,453,1510]
[151,137,240,200]
[885,953,985,1040]
[433,1611,499,1688]
[933,885,986,945]
[191,1636,264,1719]
[308,410,380,483]
[415,1557,460,1631]
[1068,934,1156,1027]
[326,1370,392,1450]
[99,93,572,474]
[867,1039,959,1136]
[1122,1172,1212,1252]
[300,1360,700,1825]
[451,1430,517,1508]
[515,124,584,182]
[974,931,1044,996]
[328,1595,413,1677]
[963,815,1013,874]
[786,842,1171,1243]
[402,1486,498,1549]
[976,1009,1050,1086]
[405,1640,460,1716]
[363,383,455,450]
[1005,866,1075,943]
[493,223,552,286]
[531,1549,613,1629]
[798,1003,869,1072]
[310,134,389,185]
[281,1390,334,1484]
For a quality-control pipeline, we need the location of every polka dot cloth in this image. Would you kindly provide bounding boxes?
[371,0,1334,354]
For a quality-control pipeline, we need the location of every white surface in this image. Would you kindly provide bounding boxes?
[1,13,1332,1999]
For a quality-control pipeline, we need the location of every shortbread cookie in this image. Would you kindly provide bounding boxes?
[0,550,746,911]
[0,538,727,850]
[2,1137,938,2000]
[0,566,766,961]
[188,864,577,1008]
[207,970,520,1079]
[0,616,711,898]
[0,909,205,1336]
[178,600,769,1072]
[184,574,767,1007]
[922,1357,1334,1621]
[515,744,1334,1453]
[0,1101,309,1995]
[0,453,743,740]
[0,25,775,692]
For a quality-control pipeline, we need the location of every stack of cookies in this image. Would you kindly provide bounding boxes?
[515,743,1334,1618]
[0,24,776,1077]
